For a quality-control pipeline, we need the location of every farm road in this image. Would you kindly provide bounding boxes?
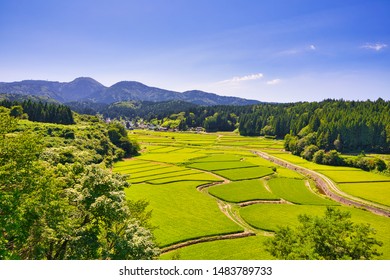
[253,151,390,217]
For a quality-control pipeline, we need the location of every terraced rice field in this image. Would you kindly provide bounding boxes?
[188,161,257,171]
[338,182,390,207]
[160,235,274,260]
[267,178,338,205]
[125,182,243,247]
[319,170,390,183]
[208,179,279,202]
[213,166,274,181]
[240,204,390,258]
[112,130,390,259]
[268,151,390,210]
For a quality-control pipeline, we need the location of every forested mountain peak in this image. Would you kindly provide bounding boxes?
[0,78,259,106]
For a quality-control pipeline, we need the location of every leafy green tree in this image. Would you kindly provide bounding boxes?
[108,122,139,157]
[1,115,158,260]
[265,207,382,260]
[9,105,24,118]
[301,144,319,161]
[312,149,325,164]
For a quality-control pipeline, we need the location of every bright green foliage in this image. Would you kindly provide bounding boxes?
[208,179,278,202]
[108,121,139,157]
[265,207,383,260]
[0,116,158,260]
[1,99,74,124]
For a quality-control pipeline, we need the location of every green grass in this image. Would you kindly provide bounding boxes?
[124,130,390,259]
[319,170,390,183]
[214,166,274,181]
[138,152,207,163]
[275,167,305,179]
[338,182,390,207]
[127,166,184,179]
[191,154,244,162]
[118,165,171,175]
[187,161,256,171]
[147,173,222,184]
[113,159,154,168]
[147,146,183,153]
[160,235,274,260]
[129,170,200,184]
[300,162,360,171]
[208,179,279,202]
[125,182,243,247]
[240,204,390,259]
[267,178,338,205]
[244,156,277,167]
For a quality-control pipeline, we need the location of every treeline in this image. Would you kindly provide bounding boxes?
[0,99,74,124]
[239,99,390,153]
[67,100,254,132]
[68,98,390,153]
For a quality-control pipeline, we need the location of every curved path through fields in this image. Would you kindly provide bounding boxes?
[253,150,390,217]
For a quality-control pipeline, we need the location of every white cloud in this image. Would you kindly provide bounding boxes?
[361,43,387,51]
[219,73,264,83]
[266,79,282,85]
[278,44,316,56]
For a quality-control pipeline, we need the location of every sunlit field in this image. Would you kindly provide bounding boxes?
[112,130,390,259]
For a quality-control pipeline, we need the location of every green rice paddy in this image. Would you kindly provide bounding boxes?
[338,182,390,207]
[111,130,390,259]
[267,178,338,205]
[125,182,243,247]
[208,179,279,202]
[213,166,274,181]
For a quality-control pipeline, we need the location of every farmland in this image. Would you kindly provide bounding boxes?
[113,130,390,259]
[208,179,279,202]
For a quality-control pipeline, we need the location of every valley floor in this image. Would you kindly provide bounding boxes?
[113,130,390,260]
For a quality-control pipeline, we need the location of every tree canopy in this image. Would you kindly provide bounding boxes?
[265,207,382,260]
[0,111,158,260]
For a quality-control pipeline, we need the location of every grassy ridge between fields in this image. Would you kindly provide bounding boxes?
[125,182,243,247]
[112,130,390,259]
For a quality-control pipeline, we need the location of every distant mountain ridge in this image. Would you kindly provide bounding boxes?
[0,77,259,106]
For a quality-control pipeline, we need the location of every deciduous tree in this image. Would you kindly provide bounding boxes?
[265,207,382,260]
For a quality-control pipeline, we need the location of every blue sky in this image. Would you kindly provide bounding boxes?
[0,0,389,102]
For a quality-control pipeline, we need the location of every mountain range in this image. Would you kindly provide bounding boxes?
[0,77,259,106]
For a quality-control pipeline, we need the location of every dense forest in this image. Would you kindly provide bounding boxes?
[4,94,389,154]
[239,99,390,153]
[0,99,74,125]
[67,98,390,154]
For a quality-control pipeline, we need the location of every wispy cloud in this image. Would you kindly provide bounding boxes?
[266,79,282,85]
[278,44,317,56]
[361,43,387,51]
[219,73,264,84]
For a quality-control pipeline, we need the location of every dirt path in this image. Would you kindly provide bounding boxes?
[160,231,255,253]
[253,150,390,217]
[161,171,257,254]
